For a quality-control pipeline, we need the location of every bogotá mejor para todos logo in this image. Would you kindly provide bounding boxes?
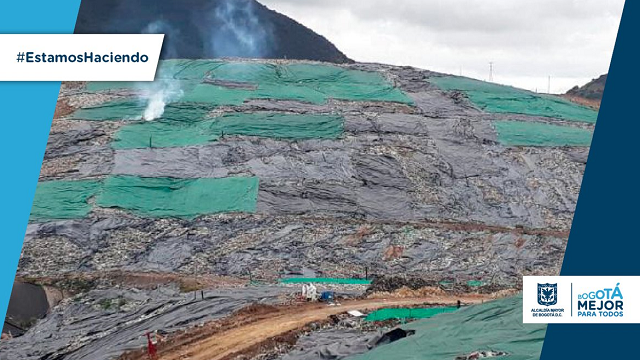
[577,283,624,318]
[538,283,558,306]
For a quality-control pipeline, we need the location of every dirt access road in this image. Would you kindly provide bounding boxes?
[147,294,494,360]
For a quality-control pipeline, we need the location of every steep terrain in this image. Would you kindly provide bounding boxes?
[565,74,607,109]
[1,60,597,359]
[567,74,607,100]
[74,0,352,63]
[21,61,595,284]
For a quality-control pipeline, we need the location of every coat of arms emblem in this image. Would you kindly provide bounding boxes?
[537,283,557,306]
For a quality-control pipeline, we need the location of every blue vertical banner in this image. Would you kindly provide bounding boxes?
[0,1,81,325]
[541,0,639,358]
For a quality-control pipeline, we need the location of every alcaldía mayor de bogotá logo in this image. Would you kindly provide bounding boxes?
[537,283,557,306]
[577,283,624,318]
[531,282,564,317]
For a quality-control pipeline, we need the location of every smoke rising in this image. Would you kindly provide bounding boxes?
[143,20,180,59]
[132,0,277,120]
[140,78,182,121]
[206,0,274,58]
[140,21,183,120]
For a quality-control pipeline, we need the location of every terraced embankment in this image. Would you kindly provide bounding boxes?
[2,59,595,359]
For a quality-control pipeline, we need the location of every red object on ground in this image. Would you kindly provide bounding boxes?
[146,333,157,359]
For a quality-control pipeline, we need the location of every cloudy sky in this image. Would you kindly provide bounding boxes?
[260,0,625,93]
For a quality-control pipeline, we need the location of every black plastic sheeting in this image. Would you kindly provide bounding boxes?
[0,286,288,360]
[2,282,50,337]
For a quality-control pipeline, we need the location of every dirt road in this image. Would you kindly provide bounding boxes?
[151,294,494,360]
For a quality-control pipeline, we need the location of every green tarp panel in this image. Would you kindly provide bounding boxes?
[430,75,598,123]
[181,84,261,105]
[438,280,485,287]
[365,307,458,322]
[352,295,545,360]
[159,59,226,80]
[70,100,146,121]
[72,101,212,122]
[181,82,328,105]
[279,278,372,285]
[85,60,214,91]
[30,180,101,222]
[96,176,259,218]
[80,60,412,107]
[495,121,593,147]
[113,113,344,149]
[201,62,413,104]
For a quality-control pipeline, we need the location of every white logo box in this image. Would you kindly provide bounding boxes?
[523,276,639,324]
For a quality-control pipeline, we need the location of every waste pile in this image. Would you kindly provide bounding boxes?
[3,58,594,359]
[21,58,589,282]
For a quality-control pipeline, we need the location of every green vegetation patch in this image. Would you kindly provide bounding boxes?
[113,113,344,149]
[365,307,459,322]
[279,278,372,285]
[95,176,259,218]
[430,75,598,123]
[30,180,102,221]
[353,296,545,360]
[495,121,593,147]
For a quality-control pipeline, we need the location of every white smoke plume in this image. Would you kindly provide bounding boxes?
[134,1,276,120]
[139,20,182,121]
[209,0,272,58]
[140,79,182,121]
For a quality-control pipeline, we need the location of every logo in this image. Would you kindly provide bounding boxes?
[537,283,557,306]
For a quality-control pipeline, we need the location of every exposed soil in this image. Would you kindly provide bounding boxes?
[121,294,495,360]
[562,94,601,110]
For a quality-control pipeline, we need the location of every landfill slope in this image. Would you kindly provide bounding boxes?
[20,60,593,285]
[2,59,595,359]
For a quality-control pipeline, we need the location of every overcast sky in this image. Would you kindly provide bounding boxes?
[260,0,624,93]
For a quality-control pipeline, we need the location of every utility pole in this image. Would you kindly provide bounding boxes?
[193,261,197,301]
[489,62,494,82]
[548,75,551,94]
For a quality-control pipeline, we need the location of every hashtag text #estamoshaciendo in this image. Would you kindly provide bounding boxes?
[23,52,149,63]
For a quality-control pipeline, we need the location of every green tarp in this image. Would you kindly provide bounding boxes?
[197,62,414,105]
[71,99,212,122]
[70,100,146,121]
[352,295,545,360]
[30,176,260,221]
[30,180,101,221]
[76,60,412,120]
[113,113,344,149]
[280,278,372,285]
[495,121,593,146]
[365,307,458,322]
[96,176,259,218]
[430,75,598,123]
